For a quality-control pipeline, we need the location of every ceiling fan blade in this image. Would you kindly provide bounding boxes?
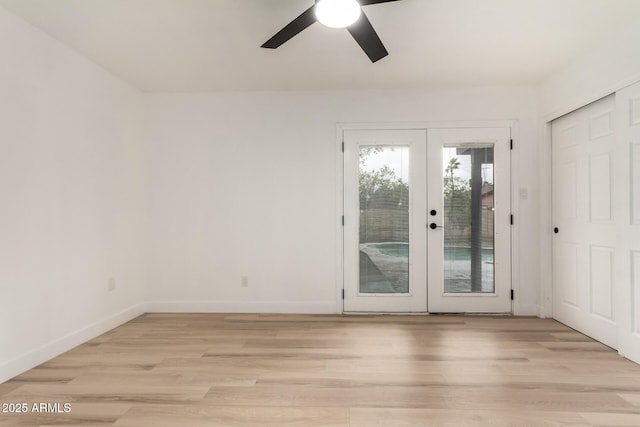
[347,12,388,63]
[261,5,317,49]
[359,0,401,5]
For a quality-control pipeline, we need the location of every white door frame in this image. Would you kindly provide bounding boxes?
[335,120,519,314]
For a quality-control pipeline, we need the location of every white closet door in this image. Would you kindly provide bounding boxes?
[616,81,640,363]
[552,94,618,348]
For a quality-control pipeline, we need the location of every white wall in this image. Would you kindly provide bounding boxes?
[144,87,540,315]
[540,14,640,119]
[0,8,146,382]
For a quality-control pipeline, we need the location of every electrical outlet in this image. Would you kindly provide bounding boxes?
[241,276,249,287]
[108,277,116,292]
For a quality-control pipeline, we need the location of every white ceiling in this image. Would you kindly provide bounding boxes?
[1,0,639,92]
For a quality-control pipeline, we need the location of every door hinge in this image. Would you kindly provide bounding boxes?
[511,289,514,300]
[510,139,513,150]
[342,142,344,152]
[342,216,344,226]
[510,214,514,225]
[342,289,345,299]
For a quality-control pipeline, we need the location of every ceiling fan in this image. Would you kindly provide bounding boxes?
[261,0,401,63]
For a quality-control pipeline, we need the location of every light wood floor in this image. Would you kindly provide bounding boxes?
[2,314,640,426]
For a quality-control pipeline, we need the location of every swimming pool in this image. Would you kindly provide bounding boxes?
[369,242,494,262]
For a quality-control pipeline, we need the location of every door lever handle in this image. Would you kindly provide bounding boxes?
[429,223,444,230]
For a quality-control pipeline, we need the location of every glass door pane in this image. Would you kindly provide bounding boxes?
[359,146,409,294]
[442,145,495,293]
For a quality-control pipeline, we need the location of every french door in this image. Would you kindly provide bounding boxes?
[343,127,512,313]
[427,128,512,312]
[343,130,428,312]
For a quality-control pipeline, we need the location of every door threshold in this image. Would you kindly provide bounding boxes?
[342,312,430,315]
[342,311,513,316]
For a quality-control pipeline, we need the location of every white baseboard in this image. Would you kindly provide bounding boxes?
[145,300,338,314]
[513,303,542,317]
[0,303,145,384]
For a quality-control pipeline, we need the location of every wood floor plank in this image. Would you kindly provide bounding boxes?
[4,383,210,404]
[0,402,132,427]
[579,412,640,426]
[439,388,635,412]
[618,393,640,406]
[255,372,447,388]
[113,405,349,427]
[203,385,448,409]
[2,313,640,427]
[0,382,22,396]
[349,408,588,427]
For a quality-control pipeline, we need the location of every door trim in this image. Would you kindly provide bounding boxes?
[336,120,519,314]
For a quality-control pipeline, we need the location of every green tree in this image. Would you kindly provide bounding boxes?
[359,148,408,209]
[359,165,408,209]
[443,157,471,241]
[359,148,409,243]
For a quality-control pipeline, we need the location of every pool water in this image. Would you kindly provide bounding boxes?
[444,246,494,262]
[373,243,408,257]
[371,243,494,262]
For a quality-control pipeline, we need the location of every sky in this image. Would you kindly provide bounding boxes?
[360,146,494,184]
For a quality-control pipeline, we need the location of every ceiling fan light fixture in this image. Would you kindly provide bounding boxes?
[315,0,362,29]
